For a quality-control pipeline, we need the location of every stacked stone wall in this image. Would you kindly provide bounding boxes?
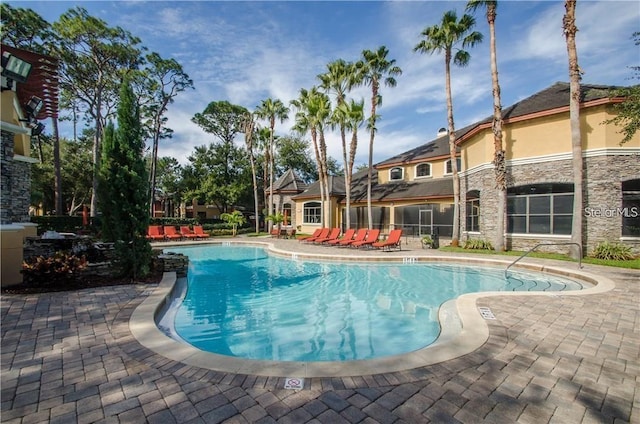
[461,153,640,254]
[1,129,32,224]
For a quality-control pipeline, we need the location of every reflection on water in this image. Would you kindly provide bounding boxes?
[165,245,584,362]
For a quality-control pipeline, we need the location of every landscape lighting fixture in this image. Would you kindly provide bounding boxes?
[25,96,43,117]
[1,51,32,87]
[30,122,45,136]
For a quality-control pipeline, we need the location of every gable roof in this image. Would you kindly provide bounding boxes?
[377,82,620,168]
[269,168,308,193]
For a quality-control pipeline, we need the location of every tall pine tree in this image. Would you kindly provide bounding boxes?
[99,77,151,278]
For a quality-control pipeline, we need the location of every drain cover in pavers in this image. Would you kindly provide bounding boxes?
[284,377,304,389]
[479,307,496,319]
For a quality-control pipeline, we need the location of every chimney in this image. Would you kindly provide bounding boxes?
[437,127,448,138]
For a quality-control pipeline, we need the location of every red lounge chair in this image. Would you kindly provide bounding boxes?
[180,226,199,239]
[301,228,330,243]
[338,228,368,246]
[163,226,183,240]
[193,225,211,239]
[372,229,403,251]
[351,229,381,249]
[298,228,323,242]
[314,228,341,244]
[146,225,165,241]
[326,228,355,246]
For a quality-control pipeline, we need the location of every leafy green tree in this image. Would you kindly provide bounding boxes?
[192,101,249,144]
[357,46,402,229]
[414,11,482,246]
[467,0,506,251]
[139,52,193,216]
[155,156,183,217]
[605,32,640,145]
[275,134,318,183]
[0,4,55,53]
[266,212,285,235]
[53,7,145,217]
[186,142,251,214]
[221,210,246,236]
[98,77,151,278]
[254,98,289,230]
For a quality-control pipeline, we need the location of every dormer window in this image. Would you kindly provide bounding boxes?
[445,158,462,175]
[389,167,404,181]
[415,163,432,178]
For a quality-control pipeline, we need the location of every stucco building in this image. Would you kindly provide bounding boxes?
[291,82,640,254]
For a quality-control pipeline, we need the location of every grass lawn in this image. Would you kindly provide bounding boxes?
[438,246,640,269]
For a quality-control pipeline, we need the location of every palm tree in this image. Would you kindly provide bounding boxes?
[414,11,482,247]
[291,87,332,227]
[563,0,583,259]
[319,59,359,229]
[332,99,365,229]
[466,0,505,251]
[254,98,289,232]
[221,210,246,237]
[242,112,260,233]
[358,46,402,230]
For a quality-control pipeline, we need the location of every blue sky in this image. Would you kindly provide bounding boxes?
[9,1,640,168]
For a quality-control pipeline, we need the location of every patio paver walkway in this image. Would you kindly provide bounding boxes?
[1,239,638,423]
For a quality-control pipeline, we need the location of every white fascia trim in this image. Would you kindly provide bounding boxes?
[507,233,571,239]
[0,120,30,135]
[13,154,39,164]
[461,147,640,177]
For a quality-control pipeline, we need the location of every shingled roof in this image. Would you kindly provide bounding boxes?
[376,82,619,167]
[269,169,307,193]
[292,168,453,203]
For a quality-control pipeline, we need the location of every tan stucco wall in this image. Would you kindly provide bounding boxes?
[1,91,31,157]
[1,225,25,287]
[378,156,458,184]
[463,105,640,170]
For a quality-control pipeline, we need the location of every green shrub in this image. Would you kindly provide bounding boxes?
[22,252,88,285]
[464,238,494,250]
[591,241,634,261]
[149,217,198,226]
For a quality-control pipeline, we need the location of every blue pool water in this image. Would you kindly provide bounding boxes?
[162,245,585,362]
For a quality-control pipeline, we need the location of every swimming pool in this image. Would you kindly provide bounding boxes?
[159,244,586,362]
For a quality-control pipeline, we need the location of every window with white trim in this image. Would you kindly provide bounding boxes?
[303,201,322,224]
[389,167,404,181]
[466,190,480,232]
[445,158,461,175]
[415,163,432,178]
[507,183,573,235]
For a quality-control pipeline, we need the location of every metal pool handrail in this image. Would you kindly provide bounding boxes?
[505,242,582,277]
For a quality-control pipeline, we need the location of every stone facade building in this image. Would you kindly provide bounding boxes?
[292,82,640,254]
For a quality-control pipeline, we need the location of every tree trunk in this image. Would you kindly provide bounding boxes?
[149,131,159,217]
[89,116,102,217]
[445,52,460,246]
[52,117,63,215]
[564,0,583,259]
[488,7,506,251]
[367,80,378,230]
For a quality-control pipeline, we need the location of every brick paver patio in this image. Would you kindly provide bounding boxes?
[1,240,638,423]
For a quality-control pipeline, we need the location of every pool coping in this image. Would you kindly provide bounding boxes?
[130,240,616,378]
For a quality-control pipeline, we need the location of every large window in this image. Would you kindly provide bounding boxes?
[622,179,640,237]
[507,183,573,234]
[389,167,404,181]
[415,163,432,178]
[466,190,480,232]
[303,201,322,224]
[445,158,462,175]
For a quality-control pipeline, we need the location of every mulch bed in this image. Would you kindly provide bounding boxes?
[2,270,163,295]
